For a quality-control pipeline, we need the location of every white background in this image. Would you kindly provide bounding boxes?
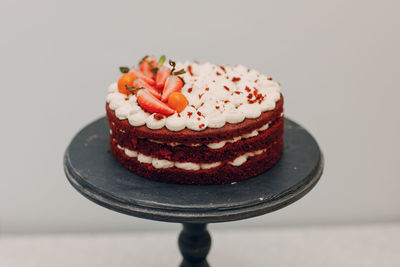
[0,0,399,234]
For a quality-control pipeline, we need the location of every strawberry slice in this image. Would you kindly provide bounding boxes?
[161,75,184,102]
[139,56,157,79]
[137,89,175,116]
[156,66,170,90]
[133,78,161,99]
[129,68,156,86]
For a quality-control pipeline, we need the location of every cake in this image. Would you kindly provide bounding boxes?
[106,55,284,185]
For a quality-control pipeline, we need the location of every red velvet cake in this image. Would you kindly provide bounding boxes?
[106,55,284,184]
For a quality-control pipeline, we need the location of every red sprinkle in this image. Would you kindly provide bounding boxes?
[197,111,202,116]
[216,106,220,109]
[154,114,165,120]
[199,123,205,128]
[267,77,272,80]
[247,93,253,99]
[224,100,230,104]
[234,91,241,95]
[187,112,193,118]
[220,66,226,73]
[205,87,209,91]
[232,77,241,82]
[245,86,251,92]
[177,113,181,118]
[223,86,230,91]
[197,117,200,121]
[188,65,194,76]
[254,79,258,83]
[216,72,221,76]
[198,93,204,99]
[188,87,193,93]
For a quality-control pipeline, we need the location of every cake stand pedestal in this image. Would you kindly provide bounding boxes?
[64,117,324,267]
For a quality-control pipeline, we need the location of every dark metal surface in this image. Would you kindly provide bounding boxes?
[179,224,211,267]
[64,117,323,223]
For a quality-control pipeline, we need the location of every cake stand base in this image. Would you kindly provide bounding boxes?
[64,117,323,266]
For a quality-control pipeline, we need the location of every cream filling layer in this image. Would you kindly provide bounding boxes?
[146,121,273,149]
[115,141,266,170]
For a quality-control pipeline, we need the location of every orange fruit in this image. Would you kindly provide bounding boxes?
[167,92,188,113]
[118,73,136,95]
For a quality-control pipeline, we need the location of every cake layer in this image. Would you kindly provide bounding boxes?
[113,141,269,170]
[110,116,283,163]
[106,96,283,144]
[110,136,283,185]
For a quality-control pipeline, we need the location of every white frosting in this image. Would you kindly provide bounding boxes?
[200,162,222,169]
[128,110,149,126]
[137,153,153,164]
[124,148,138,157]
[106,62,281,131]
[207,141,227,149]
[165,113,186,131]
[146,114,166,130]
[175,162,201,171]
[152,159,174,169]
[116,142,265,169]
[229,155,248,166]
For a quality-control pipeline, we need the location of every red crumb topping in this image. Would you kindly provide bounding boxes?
[247,93,253,99]
[187,112,193,118]
[199,123,205,128]
[248,87,265,104]
[125,97,129,100]
[234,91,241,95]
[216,106,220,109]
[188,65,194,76]
[232,77,241,82]
[190,105,196,108]
[205,87,209,91]
[216,72,221,76]
[188,87,193,93]
[267,77,272,80]
[198,93,204,99]
[197,111,202,116]
[245,86,251,92]
[224,100,230,103]
[177,113,181,117]
[197,117,200,121]
[154,114,165,120]
[224,86,230,91]
[220,66,226,72]
[254,79,258,83]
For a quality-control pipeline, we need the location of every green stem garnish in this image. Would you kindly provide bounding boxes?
[125,85,144,95]
[158,55,166,67]
[173,69,186,75]
[169,60,176,73]
[119,66,130,73]
[168,60,186,75]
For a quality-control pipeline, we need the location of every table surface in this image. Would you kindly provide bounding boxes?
[64,117,323,223]
[1,224,399,267]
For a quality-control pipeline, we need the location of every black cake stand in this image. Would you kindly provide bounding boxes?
[64,117,323,267]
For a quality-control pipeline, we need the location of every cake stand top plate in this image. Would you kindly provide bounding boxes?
[64,117,323,223]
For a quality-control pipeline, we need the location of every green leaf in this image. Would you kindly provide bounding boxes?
[119,66,130,73]
[158,55,166,66]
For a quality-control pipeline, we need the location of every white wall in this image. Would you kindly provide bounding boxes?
[0,0,399,234]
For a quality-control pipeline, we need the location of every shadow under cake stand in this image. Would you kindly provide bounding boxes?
[64,117,324,267]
